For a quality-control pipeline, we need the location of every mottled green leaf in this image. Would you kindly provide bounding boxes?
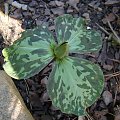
[55,14,102,53]
[2,14,104,116]
[2,26,56,79]
[47,57,104,116]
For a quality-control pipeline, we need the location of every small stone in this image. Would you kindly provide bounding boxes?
[78,116,85,120]
[49,1,56,6]
[67,0,79,11]
[45,8,51,15]
[41,77,48,85]
[103,64,113,71]
[11,1,28,10]
[41,92,49,102]
[105,0,120,5]
[29,1,38,7]
[82,13,90,21]
[36,19,42,26]
[102,91,113,105]
[51,7,64,15]
[22,11,32,16]
[67,8,74,13]
[49,25,55,30]
[55,1,64,7]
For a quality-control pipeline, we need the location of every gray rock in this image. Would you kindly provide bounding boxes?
[102,90,113,106]
[0,70,34,120]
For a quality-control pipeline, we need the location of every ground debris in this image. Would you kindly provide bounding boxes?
[102,13,116,24]
[105,0,120,5]
[67,0,79,11]
[1,0,120,120]
[102,91,113,106]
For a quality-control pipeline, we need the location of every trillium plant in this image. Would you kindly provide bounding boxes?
[3,14,104,116]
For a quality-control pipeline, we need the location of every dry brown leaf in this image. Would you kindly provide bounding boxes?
[103,64,113,71]
[94,110,108,120]
[102,13,116,24]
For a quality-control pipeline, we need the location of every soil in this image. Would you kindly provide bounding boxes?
[0,0,120,120]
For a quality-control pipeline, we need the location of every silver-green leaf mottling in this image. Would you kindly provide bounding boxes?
[55,14,102,53]
[2,14,104,116]
[47,57,104,116]
[2,26,56,79]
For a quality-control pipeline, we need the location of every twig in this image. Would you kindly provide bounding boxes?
[88,3,102,12]
[96,23,110,35]
[96,23,120,44]
[86,114,94,120]
[107,20,120,44]
[107,58,120,64]
[72,117,77,120]
[107,112,115,117]
[24,79,33,110]
[105,71,120,77]
[117,105,120,113]
[112,61,119,106]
